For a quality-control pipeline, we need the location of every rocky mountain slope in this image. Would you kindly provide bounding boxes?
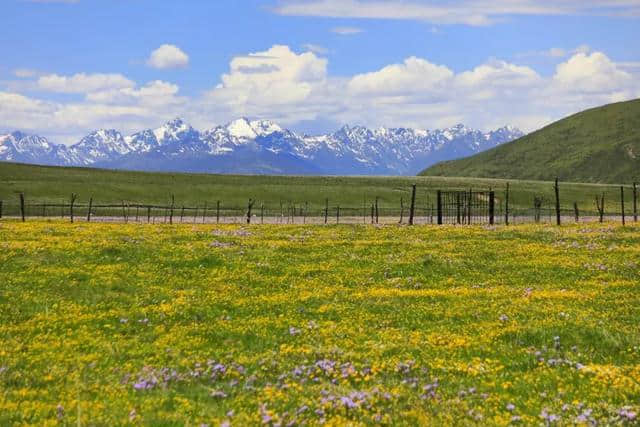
[0,119,523,175]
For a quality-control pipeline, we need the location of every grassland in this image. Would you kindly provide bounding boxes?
[1,220,639,425]
[422,99,640,184]
[0,162,636,217]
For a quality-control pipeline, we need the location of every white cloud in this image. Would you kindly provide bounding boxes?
[147,44,190,69]
[37,73,135,93]
[13,68,39,78]
[517,44,591,59]
[2,46,639,144]
[553,52,632,93]
[348,57,453,96]
[26,0,79,3]
[86,80,182,106]
[203,45,329,122]
[456,60,541,88]
[302,43,330,55]
[331,26,364,35]
[274,0,640,26]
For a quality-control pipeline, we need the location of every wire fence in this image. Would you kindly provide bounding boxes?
[1,180,638,226]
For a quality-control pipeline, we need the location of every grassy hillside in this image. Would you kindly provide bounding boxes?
[0,161,635,217]
[422,99,640,184]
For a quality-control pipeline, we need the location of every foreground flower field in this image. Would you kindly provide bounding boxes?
[0,221,639,426]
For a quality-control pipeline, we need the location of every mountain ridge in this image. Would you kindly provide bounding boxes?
[0,118,523,175]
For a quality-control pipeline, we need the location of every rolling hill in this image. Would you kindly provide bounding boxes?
[421,99,640,184]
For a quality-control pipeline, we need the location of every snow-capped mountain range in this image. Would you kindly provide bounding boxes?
[0,118,523,175]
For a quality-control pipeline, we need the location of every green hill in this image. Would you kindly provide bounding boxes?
[421,99,640,184]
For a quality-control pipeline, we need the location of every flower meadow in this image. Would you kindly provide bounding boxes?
[1,221,639,426]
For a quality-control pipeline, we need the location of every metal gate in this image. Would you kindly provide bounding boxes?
[436,190,495,225]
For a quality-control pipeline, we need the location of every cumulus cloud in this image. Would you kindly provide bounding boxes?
[456,60,541,88]
[147,44,190,69]
[203,45,329,122]
[348,57,453,96]
[37,73,135,93]
[2,45,639,143]
[553,52,632,93]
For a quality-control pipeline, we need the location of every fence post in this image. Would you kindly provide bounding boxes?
[573,202,579,223]
[303,202,307,224]
[43,203,46,218]
[247,199,254,224]
[324,198,328,224]
[399,197,404,224]
[621,186,626,226]
[135,206,139,222]
[147,206,151,224]
[554,178,561,226]
[436,190,443,225]
[202,202,207,224]
[261,203,265,224]
[375,197,379,224]
[69,193,77,223]
[595,194,605,223]
[169,195,175,225]
[409,184,417,226]
[122,201,128,224]
[20,193,25,222]
[634,182,638,223]
[217,201,220,224]
[456,192,461,224]
[489,191,495,225]
[336,205,340,224]
[468,189,472,225]
[0,200,3,219]
[505,183,510,226]
[87,197,93,222]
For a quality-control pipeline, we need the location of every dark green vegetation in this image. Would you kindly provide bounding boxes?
[422,99,640,184]
[0,161,635,216]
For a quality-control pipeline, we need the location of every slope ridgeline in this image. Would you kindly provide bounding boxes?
[421,99,640,184]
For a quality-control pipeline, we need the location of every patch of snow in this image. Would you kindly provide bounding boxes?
[250,120,282,136]
[227,118,257,139]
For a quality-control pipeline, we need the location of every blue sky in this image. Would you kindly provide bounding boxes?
[1,0,639,143]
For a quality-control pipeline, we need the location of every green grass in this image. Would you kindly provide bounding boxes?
[422,99,640,184]
[1,221,639,425]
[0,161,637,217]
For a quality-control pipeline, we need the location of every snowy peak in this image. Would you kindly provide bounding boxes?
[0,120,524,175]
[226,118,258,139]
[224,118,283,139]
[250,119,283,136]
[152,118,198,145]
[74,129,130,159]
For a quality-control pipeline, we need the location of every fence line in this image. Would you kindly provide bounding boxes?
[1,179,638,226]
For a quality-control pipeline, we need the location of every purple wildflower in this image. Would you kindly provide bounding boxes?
[340,396,357,409]
[56,404,64,420]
